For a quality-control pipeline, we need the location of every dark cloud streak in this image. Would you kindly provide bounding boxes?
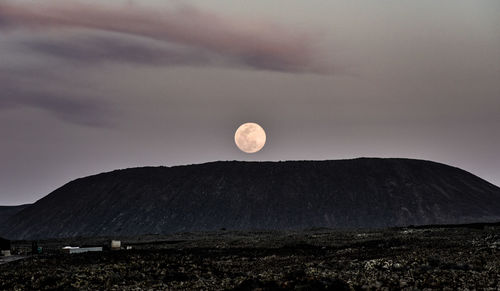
[19,35,224,68]
[0,73,112,127]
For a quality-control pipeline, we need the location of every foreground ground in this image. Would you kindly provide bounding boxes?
[0,225,499,290]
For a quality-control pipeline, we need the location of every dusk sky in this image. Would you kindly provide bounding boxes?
[1,0,499,205]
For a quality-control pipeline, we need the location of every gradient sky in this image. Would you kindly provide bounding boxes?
[1,0,500,205]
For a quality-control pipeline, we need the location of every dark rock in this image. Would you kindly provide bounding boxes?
[233,278,283,290]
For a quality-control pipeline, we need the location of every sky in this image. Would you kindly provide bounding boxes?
[1,0,499,205]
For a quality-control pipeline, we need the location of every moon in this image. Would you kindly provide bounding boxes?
[234,122,266,153]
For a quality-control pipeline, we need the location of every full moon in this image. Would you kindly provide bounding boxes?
[234,122,266,153]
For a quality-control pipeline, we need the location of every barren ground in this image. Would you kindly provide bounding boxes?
[1,225,499,290]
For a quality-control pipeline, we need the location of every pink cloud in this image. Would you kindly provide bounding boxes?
[0,1,326,73]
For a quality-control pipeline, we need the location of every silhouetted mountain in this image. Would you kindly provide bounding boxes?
[1,158,500,239]
[0,204,30,226]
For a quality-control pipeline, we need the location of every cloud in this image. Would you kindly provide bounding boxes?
[0,1,327,73]
[19,34,229,68]
[8,91,111,127]
[0,71,112,127]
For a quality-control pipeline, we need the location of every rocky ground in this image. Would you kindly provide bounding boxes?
[0,225,499,290]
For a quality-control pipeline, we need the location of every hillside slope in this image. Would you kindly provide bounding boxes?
[0,204,30,226]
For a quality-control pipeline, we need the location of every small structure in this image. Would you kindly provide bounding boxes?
[0,237,11,257]
[110,240,121,251]
[62,246,103,254]
[32,241,42,255]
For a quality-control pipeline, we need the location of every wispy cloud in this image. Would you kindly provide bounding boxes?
[0,0,328,127]
[0,1,327,73]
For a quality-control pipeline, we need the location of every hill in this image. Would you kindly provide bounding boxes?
[1,158,500,239]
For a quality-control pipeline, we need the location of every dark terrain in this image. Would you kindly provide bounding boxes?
[2,158,500,239]
[1,225,499,290]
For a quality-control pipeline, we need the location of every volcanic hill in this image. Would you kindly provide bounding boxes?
[2,158,500,239]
